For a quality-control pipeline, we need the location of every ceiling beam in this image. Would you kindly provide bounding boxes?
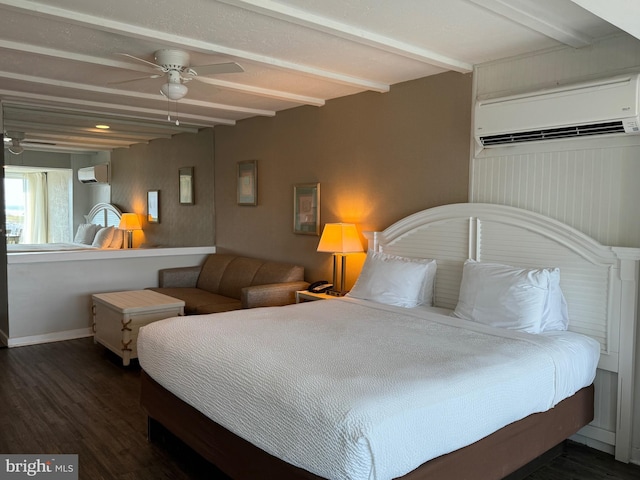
[5,120,173,143]
[4,131,147,147]
[0,71,275,117]
[0,0,390,92]
[218,0,472,73]
[21,134,138,148]
[193,77,325,106]
[0,89,238,126]
[468,0,593,48]
[5,143,113,153]
[0,39,155,74]
[4,132,138,148]
[3,104,201,134]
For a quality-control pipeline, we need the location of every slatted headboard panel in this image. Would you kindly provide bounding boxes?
[378,217,469,310]
[367,203,640,462]
[477,217,613,357]
[85,203,122,227]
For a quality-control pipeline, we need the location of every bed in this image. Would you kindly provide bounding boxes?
[7,202,125,252]
[137,203,640,479]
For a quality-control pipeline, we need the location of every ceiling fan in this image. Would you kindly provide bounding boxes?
[3,131,56,155]
[112,49,244,101]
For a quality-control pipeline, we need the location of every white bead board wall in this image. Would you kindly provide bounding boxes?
[470,33,640,464]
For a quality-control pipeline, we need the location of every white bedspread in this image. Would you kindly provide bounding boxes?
[138,298,600,480]
[7,242,99,252]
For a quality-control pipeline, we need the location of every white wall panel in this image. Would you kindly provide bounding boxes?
[6,247,215,345]
[476,35,640,99]
[472,140,640,248]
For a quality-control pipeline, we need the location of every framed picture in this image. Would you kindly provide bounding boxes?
[237,160,257,206]
[147,190,160,223]
[179,167,194,205]
[293,183,320,235]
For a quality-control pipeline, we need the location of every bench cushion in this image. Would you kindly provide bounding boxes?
[152,287,241,315]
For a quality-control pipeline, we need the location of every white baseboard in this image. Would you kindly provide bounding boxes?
[570,432,615,455]
[6,328,93,348]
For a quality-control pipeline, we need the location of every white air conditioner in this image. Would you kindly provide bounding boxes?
[475,74,640,147]
[78,164,109,184]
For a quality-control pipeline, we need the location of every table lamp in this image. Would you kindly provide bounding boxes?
[119,213,142,249]
[317,223,363,295]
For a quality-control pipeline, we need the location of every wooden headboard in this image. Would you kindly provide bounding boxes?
[365,202,640,462]
[84,203,122,227]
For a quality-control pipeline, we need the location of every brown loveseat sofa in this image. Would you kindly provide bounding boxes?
[149,254,308,315]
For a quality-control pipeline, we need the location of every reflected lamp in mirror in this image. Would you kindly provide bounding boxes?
[317,223,363,296]
[119,213,142,249]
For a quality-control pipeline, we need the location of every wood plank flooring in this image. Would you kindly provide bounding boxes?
[1,337,640,480]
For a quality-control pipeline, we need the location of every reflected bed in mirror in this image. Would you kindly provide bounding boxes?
[7,203,125,253]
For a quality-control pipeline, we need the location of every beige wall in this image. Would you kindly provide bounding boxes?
[214,72,472,286]
[111,129,215,248]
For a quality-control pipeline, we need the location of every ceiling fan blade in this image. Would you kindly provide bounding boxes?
[191,62,244,76]
[23,140,56,146]
[108,74,163,85]
[117,53,164,70]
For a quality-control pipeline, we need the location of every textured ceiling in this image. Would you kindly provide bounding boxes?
[1,0,638,154]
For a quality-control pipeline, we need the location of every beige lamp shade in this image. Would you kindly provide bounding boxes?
[119,213,142,231]
[317,223,363,295]
[317,223,363,254]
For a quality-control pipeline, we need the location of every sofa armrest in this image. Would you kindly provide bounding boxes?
[241,281,310,308]
[158,266,202,288]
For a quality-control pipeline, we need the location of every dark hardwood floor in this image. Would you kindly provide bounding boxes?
[1,337,639,480]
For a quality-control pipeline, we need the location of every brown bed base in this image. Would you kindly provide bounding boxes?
[141,370,594,480]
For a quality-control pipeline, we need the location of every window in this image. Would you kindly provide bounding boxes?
[4,166,72,244]
[4,175,25,244]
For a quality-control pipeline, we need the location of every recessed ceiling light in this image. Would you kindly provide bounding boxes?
[95,124,110,129]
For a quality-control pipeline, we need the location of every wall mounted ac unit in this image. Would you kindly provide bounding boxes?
[78,164,109,184]
[475,74,640,147]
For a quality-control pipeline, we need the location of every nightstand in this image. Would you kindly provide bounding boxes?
[295,290,344,303]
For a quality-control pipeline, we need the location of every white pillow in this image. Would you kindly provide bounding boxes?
[540,268,569,332]
[109,228,124,249]
[92,226,115,248]
[347,251,437,308]
[74,223,100,245]
[452,260,553,334]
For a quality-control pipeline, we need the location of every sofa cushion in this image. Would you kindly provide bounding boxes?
[150,287,239,315]
[196,254,236,293]
[217,257,264,300]
[253,261,304,285]
[195,301,243,315]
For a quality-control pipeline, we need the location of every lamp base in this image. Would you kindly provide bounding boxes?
[329,254,350,296]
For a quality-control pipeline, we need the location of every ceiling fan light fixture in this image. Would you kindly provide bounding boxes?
[5,131,25,155]
[160,82,188,100]
[8,143,24,155]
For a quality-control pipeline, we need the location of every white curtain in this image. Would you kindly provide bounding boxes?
[22,172,48,244]
[46,170,72,242]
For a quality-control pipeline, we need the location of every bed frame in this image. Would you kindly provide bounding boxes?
[141,203,640,478]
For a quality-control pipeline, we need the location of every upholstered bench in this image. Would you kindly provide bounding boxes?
[149,254,308,315]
